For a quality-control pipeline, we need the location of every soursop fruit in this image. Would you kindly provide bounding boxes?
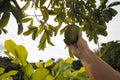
[64,24,79,45]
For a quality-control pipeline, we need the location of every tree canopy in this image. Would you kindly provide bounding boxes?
[96,40,120,72]
[0,0,120,51]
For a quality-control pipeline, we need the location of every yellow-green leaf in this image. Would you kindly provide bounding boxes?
[31,68,49,80]
[35,62,43,68]
[80,67,86,73]
[15,45,28,66]
[22,64,34,77]
[44,59,54,68]
[0,70,18,79]
[23,29,34,36]
[4,40,17,56]
[22,18,32,23]
[0,67,5,74]
[45,75,54,80]
[65,57,73,64]
[68,47,74,58]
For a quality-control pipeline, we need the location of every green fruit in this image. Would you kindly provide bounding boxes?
[64,24,79,45]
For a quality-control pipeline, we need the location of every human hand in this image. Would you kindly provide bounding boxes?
[68,32,90,58]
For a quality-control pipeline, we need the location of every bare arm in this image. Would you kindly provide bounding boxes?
[69,33,120,80]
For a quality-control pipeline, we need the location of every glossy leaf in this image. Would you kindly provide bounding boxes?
[22,18,32,23]
[0,70,18,79]
[18,21,23,35]
[40,7,49,22]
[35,62,43,68]
[4,39,17,56]
[38,32,47,50]
[23,29,34,36]
[46,35,55,46]
[38,25,44,34]
[44,59,54,68]
[22,64,34,77]
[54,62,72,78]
[0,12,10,29]
[15,45,28,66]
[108,1,120,7]
[68,47,74,58]
[10,5,23,34]
[32,29,38,40]
[31,68,49,80]
[65,57,73,64]
[45,75,54,80]
[109,8,118,16]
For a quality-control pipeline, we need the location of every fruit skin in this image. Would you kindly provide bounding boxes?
[64,24,79,45]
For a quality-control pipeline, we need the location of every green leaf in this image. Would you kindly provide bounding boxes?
[60,26,67,35]
[23,29,34,36]
[35,0,39,8]
[109,8,118,16]
[40,0,47,8]
[21,0,30,11]
[32,29,38,40]
[38,32,47,50]
[99,0,108,9]
[40,7,49,22]
[2,29,8,34]
[22,18,32,23]
[79,67,86,73]
[31,68,49,80]
[44,59,54,68]
[46,35,55,46]
[45,75,54,80]
[18,21,23,35]
[10,5,24,34]
[38,25,44,34]
[0,67,5,74]
[15,45,28,66]
[54,62,72,79]
[0,70,18,79]
[108,1,120,7]
[0,12,10,29]
[100,0,108,6]
[4,39,17,56]
[35,62,43,68]
[22,64,34,77]
[65,57,73,64]
[68,47,74,58]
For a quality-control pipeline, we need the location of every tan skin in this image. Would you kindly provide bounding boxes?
[69,33,120,80]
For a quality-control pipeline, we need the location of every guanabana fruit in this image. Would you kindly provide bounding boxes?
[64,24,79,45]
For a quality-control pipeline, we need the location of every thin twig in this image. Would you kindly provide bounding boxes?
[33,10,40,23]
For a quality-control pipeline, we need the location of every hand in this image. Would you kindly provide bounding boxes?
[68,32,90,58]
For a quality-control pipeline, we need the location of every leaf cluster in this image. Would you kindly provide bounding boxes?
[0,39,89,80]
[0,0,120,51]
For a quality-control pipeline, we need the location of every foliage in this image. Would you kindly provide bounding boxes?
[0,0,120,51]
[0,39,89,80]
[95,40,120,72]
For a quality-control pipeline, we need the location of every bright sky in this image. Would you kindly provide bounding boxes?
[0,0,120,62]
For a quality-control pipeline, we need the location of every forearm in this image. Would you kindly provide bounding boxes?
[78,48,120,80]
